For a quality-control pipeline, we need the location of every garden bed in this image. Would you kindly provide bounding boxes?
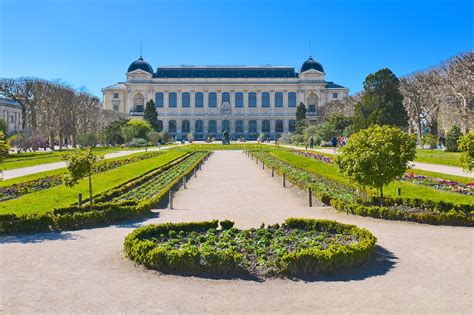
[124,218,377,278]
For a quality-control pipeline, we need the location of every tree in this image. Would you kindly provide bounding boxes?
[147,131,160,145]
[121,118,152,142]
[295,102,307,134]
[445,125,462,152]
[143,99,160,131]
[104,118,128,145]
[335,125,416,205]
[354,68,408,130]
[0,119,7,135]
[0,131,10,179]
[458,131,474,172]
[316,113,353,141]
[63,148,101,211]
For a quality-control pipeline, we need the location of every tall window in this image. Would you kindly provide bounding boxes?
[113,93,119,99]
[235,120,243,133]
[275,120,283,132]
[248,92,257,108]
[333,93,338,99]
[249,120,257,133]
[222,92,230,104]
[208,120,217,133]
[222,120,230,132]
[235,92,243,108]
[182,120,190,133]
[289,120,296,132]
[169,120,177,133]
[169,92,177,108]
[155,92,164,108]
[195,92,204,108]
[275,92,283,108]
[261,92,270,108]
[195,120,203,133]
[157,120,163,132]
[182,92,190,108]
[262,120,270,132]
[288,92,296,107]
[208,92,217,108]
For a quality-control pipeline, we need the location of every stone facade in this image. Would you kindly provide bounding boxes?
[0,98,23,135]
[102,56,348,140]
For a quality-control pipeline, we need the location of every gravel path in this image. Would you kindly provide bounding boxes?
[1,151,472,314]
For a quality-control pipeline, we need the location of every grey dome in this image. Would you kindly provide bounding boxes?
[300,57,324,73]
[127,57,154,74]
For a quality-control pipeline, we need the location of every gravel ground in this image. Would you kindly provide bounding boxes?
[1,151,472,314]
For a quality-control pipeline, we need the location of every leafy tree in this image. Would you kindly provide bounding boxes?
[316,114,353,141]
[295,102,307,134]
[147,131,160,145]
[0,131,10,179]
[422,133,438,149]
[0,119,7,135]
[354,68,408,130]
[335,125,416,205]
[121,118,152,142]
[159,131,172,144]
[445,125,462,152]
[104,118,128,145]
[458,131,474,171]
[63,148,101,211]
[143,99,160,131]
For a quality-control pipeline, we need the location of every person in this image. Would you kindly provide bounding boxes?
[331,136,338,153]
[309,136,314,149]
[157,139,161,149]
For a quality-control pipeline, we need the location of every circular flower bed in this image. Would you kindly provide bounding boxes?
[124,218,377,278]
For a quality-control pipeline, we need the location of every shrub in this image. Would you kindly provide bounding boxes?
[127,138,148,147]
[445,126,462,152]
[458,131,474,171]
[219,219,235,230]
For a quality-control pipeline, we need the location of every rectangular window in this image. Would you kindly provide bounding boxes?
[113,93,119,99]
[262,92,270,108]
[235,92,243,108]
[208,92,217,108]
[222,92,230,104]
[333,93,338,99]
[195,92,204,108]
[248,92,256,108]
[155,92,164,108]
[182,92,190,108]
[288,92,297,107]
[169,92,177,108]
[275,92,283,107]
[113,104,119,111]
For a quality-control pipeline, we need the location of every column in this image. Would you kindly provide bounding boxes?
[243,91,248,110]
[217,91,222,109]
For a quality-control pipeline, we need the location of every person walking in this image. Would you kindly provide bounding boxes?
[331,136,338,153]
[309,136,314,149]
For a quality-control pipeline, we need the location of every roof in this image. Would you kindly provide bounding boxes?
[325,82,346,89]
[153,66,297,78]
[103,82,126,90]
[127,57,154,74]
[301,57,324,73]
[0,97,22,108]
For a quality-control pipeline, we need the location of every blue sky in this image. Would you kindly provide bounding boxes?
[1,0,472,98]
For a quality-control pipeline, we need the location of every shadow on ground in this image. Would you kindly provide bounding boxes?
[0,231,83,244]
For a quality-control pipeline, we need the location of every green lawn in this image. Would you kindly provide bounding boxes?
[0,151,185,215]
[271,149,474,205]
[414,149,463,167]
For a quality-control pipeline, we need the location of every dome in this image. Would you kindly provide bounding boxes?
[127,56,154,74]
[300,57,324,73]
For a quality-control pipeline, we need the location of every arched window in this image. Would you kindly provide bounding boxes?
[208,92,217,108]
[182,92,190,108]
[307,93,318,113]
[262,120,270,132]
[182,120,190,133]
[157,120,164,132]
[169,92,177,108]
[289,120,296,132]
[222,92,230,104]
[249,120,257,133]
[195,92,204,108]
[235,120,244,133]
[133,93,144,112]
[275,120,283,132]
[169,120,177,133]
[222,120,230,132]
[275,92,283,108]
[195,120,203,133]
[235,92,243,108]
[208,120,217,133]
[248,92,256,108]
[261,92,270,108]
[155,92,164,108]
[288,92,297,107]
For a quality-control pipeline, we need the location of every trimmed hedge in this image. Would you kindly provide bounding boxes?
[124,218,377,278]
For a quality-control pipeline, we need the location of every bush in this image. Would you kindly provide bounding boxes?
[277,132,292,144]
[126,138,148,147]
[219,219,235,230]
[458,131,474,171]
[446,126,462,152]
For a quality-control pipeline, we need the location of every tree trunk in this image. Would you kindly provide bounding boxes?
[88,167,93,211]
[380,186,384,207]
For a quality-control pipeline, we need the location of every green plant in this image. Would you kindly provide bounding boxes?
[143,99,160,131]
[458,131,474,171]
[0,131,9,166]
[295,102,307,134]
[219,219,235,230]
[446,126,462,152]
[422,133,438,149]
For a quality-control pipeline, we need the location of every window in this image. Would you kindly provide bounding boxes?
[235,120,243,133]
[261,92,270,108]
[195,92,204,108]
[249,120,257,133]
[235,92,243,108]
[113,93,119,99]
[195,120,203,133]
[248,92,256,107]
[262,120,270,132]
[155,92,164,108]
[169,120,176,133]
[289,120,296,132]
[275,92,283,108]
[113,104,119,112]
[169,92,177,108]
[182,120,190,133]
[288,92,297,107]
[333,93,338,99]
[157,120,163,132]
[182,92,190,108]
[276,120,283,132]
[208,120,217,133]
[222,120,230,132]
[133,94,144,112]
[222,92,230,104]
[208,92,217,108]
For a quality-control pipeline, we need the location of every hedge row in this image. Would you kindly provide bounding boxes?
[124,218,377,277]
[0,152,210,234]
[249,151,473,226]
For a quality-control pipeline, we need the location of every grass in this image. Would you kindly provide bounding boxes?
[184,143,271,151]
[413,149,462,167]
[271,149,474,205]
[0,151,186,216]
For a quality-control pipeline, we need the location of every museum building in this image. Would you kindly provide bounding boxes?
[102,56,349,140]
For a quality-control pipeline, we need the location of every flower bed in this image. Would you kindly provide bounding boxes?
[124,218,377,278]
[402,172,474,195]
[0,151,164,202]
